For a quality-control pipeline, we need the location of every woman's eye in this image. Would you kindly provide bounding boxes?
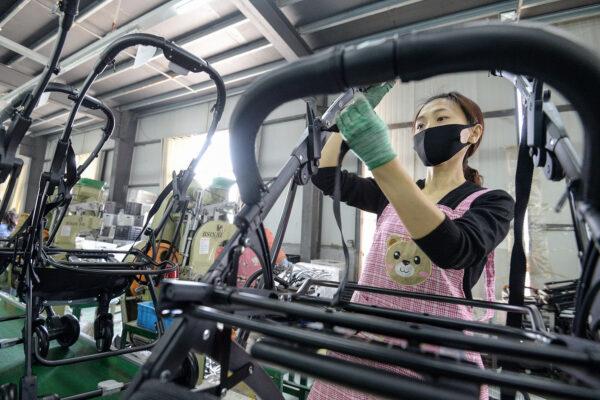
[393,251,401,260]
[415,124,423,131]
[414,256,421,265]
[436,116,448,122]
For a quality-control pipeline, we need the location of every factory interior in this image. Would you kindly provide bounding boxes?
[1,0,600,399]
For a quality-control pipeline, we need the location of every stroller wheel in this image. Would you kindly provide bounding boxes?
[94,314,114,352]
[56,314,80,348]
[173,352,200,389]
[33,325,49,358]
[0,382,17,400]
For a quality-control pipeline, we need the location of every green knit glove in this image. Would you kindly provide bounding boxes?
[337,95,396,170]
[361,80,396,108]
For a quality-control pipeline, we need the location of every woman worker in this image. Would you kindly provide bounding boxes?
[308,83,515,400]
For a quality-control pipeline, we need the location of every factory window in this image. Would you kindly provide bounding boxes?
[75,153,101,180]
[162,130,236,198]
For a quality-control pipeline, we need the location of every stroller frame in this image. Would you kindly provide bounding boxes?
[1,32,225,400]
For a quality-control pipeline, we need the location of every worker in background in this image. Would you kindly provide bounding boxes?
[0,210,18,239]
[308,83,514,400]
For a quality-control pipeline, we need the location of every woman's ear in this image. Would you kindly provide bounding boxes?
[468,124,483,144]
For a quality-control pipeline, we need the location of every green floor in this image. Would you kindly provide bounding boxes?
[0,293,139,399]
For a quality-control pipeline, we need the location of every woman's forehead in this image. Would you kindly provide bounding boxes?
[417,98,462,119]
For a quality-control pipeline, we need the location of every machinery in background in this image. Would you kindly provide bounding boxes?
[46,178,106,248]
[521,279,578,335]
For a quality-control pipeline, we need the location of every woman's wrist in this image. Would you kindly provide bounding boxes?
[319,132,344,168]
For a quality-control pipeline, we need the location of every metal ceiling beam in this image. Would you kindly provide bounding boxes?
[530,3,600,22]
[231,0,311,60]
[0,0,32,31]
[30,110,70,128]
[135,83,251,118]
[97,38,271,100]
[8,0,116,66]
[125,0,600,118]
[0,63,32,89]
[30,119,105,138]
[332,0,518,50]
[1,0,200,104]
[0,34,47,65]
[121,59,286,111]
[299,0,425,35]
[90,12,247,85]
[0,64,103,123]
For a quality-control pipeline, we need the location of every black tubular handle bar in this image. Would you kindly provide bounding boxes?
[229,22,600,213]
[19,0,79,117]
[44,82,114,179]
[59,33,214,144]
[52,32,224,184]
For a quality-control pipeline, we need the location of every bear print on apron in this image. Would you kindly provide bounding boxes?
[309,189,496,400]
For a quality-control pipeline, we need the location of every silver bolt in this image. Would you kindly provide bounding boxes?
[248,365,254,375]
[220,388,227,396]
[244,238,251,246]
[203,329,210,340]
[299,155,303,161]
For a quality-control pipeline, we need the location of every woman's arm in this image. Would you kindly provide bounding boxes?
[413,190,514,270]
[372,158,446,238]
[312,168,388,215]
[319,132,344,167]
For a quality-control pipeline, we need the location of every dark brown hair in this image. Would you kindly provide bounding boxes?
[414,92,484,186]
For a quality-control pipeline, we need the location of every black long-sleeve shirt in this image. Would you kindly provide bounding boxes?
[312,168,514,299]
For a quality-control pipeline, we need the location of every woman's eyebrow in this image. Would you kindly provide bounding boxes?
[416,107,450,122]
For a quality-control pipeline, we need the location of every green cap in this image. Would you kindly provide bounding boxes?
[77,178,105,190]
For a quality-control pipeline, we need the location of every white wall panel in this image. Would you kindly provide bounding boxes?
[136,102,210,142]
[263,182,303,246]
[129,142,162,186]
[257,119,307,178]
[265,100,305,121]
[216,95,241,131]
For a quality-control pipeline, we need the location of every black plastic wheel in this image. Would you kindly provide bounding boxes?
[94,314,114,352]
[34,325,49,358]
[0,382,17,400]
[172,352,200,389]
[56,314,80,348]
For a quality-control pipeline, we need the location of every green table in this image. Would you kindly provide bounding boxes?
[0,293,139,399]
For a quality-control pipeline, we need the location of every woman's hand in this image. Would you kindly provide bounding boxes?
[362,80,396,108]
[317,81,395,169]
[336,95,396,170]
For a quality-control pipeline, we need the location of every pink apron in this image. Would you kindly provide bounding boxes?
[308,189,496,400]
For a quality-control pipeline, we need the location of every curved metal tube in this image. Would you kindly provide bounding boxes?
[228,22,600,210]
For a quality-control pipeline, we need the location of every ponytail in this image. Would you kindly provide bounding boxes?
[463,157,483,186]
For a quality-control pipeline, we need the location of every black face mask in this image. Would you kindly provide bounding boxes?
[413,123,474,166]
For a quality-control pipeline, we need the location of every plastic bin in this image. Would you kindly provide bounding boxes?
[137,301,174,332]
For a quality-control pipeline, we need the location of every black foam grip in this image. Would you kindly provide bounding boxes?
[229,22,600,209]
[95,34,208,76]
